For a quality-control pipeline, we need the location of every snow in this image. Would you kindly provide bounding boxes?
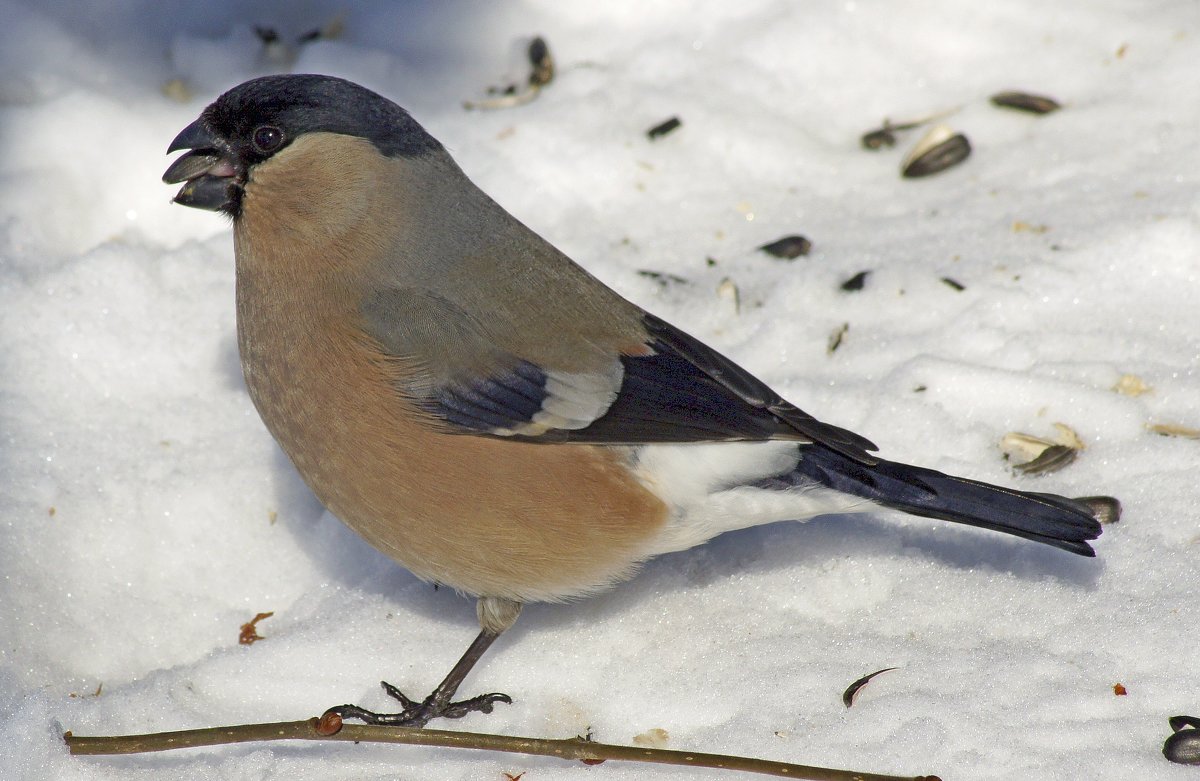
[1,1,1198,779]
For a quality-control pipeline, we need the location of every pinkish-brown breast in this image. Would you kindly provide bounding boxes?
[230,134,668,602]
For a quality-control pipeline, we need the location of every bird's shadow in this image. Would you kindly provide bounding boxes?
[528,509,1105,635]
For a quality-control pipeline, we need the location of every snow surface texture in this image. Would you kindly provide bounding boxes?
[1,1,1197,779]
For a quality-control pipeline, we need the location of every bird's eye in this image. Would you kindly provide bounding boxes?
[252,125,284,154]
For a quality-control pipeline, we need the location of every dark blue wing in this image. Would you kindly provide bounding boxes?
[428,360,548,432]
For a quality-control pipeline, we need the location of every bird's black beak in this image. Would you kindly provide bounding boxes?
[163,118,240,213]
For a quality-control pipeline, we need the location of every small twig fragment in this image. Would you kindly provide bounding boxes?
[1012,220,1050,234]
[63,717,940,780]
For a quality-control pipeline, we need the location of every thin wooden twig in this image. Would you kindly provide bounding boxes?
[64,715,940,781]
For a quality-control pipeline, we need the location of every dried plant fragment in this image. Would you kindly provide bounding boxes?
[239,611,275,645]
[860,107,959,150]
[465,36,555,110]
[1051,422,1086,450]
[632,728,669,748]
[1148,422,1200,439]
[68,682,103,699]
[162,78,192,103]
[999,432,1043,459]
[636,269,688,286]
[1113,374,1152,396]
[716,277,740,315]
[1000,432,1059,467]
[298,15,345,44]
[1073,495,1122,525]
[827,322,849,355]
[843,667,897,707]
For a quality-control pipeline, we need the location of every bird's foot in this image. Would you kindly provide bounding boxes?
[326,680,512,727]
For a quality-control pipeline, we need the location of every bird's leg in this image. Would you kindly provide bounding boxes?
[327,597,522,728]
[329,628,510,727]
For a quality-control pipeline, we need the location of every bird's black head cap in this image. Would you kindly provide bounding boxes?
[164,74,444,215]
[203,74,443,164]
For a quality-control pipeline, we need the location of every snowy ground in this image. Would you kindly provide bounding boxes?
[1,1,1198,779]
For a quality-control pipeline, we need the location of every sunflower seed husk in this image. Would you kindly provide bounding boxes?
[990,90,1061,115]
[902,125,971,178]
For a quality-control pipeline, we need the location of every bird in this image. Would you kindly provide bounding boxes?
[163,74,1117,728]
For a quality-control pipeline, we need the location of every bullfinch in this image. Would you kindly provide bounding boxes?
[163,74,1115,727]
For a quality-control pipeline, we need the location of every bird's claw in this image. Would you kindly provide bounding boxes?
[327,680,512,727]
[435,690,513,720]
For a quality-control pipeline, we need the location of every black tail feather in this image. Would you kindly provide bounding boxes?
[765,446,1104,556]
